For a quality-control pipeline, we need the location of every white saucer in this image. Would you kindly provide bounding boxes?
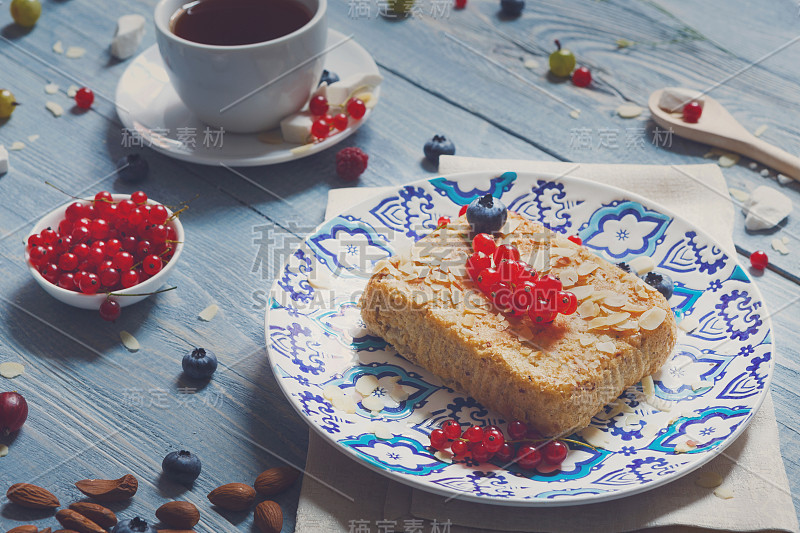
[115,30,381,167]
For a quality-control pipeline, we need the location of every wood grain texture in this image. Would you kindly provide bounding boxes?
[0,0,798,530]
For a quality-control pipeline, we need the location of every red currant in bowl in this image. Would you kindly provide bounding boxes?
[25,193,184,311]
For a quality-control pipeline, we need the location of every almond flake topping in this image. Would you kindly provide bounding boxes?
[570,285,595,300]
[198,304,219,321]
[550,247,577,258]
[577,301,599,318]
[596,341,616,353]
[639,307,667,330]
[578,335,594,347]
[560,268,578,287]
[601,294,628,308]
[120,331,140,352]
[576,262,599,276]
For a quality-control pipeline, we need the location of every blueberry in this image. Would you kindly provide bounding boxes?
[116,154,149,183]
[113,517,157,533]
[500,0,524,17]
[162,450,202,485]
[641,271,674,299]
[423,134,456,166]
[319,69,339,86]
[616,262,632,273]
[466,193,507,235]
[182,347,218,380]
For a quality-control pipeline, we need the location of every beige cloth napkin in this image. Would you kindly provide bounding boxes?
[295,157,799,533]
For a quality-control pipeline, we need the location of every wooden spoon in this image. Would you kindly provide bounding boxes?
[648,88,800,181]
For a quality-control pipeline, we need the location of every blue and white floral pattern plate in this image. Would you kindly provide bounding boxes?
[265,171,773,506]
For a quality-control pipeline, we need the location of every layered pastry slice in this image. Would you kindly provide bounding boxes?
[359,213,677,437]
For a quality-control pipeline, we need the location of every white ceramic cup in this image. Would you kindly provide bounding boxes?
[154,0,328,133]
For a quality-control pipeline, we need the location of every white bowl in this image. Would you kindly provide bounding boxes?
[26,194,185,310]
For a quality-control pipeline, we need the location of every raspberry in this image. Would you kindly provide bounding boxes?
[335,147,369,181]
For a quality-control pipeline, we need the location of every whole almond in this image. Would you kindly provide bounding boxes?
[55,508,106,533]
[40,529,52,533]
[207,483,255,511]
[155,501,200,528]
[75,474,138,502]
[6,483,60,509]
[254,466,300,496]
[253,501,283,533]
[7,526,38,533]
[69,501,118,528]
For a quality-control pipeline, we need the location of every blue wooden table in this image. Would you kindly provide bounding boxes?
[1,0,798,531]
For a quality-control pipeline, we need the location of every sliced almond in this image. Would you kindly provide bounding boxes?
[639,307,667,330]
[361,395,384,412]
[601,294,628,308]
[679,315,700,333]
[560,268,578,287]
[713,486,734,499]
[550,247,577,258]
[596,341,616,353]
[198,304,219,321]
[355,375,379,396]
[576,262,599,276]
[578,301,600,318]
[695,471,723,488]
[578,335,594,347]
[331,394,357,414]
[622,302,649,313]
[434,450,453,463]
[120,331,140,352]
[322,385,344,402]
[641,375,655,399]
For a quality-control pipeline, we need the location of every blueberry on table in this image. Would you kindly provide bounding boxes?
[423,134,456,165]
[500,0,524,17]
[466,193,507,235]
[319,69,339,86]
[162,450,202,485]
[116,154,149,183]
[641,271,674,299]
[182,347,218,379]
[112,517,157,533]
[181,348,217,379]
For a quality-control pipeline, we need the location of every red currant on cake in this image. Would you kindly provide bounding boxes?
[466,252,492,281]
[567,235,582,245]
[472,233,496,255]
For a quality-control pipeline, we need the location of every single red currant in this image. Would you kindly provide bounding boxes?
[86,246,105,266]
[466,252,492,281]
[494,443,515,463]
[121,269,140,288]
[71,225,91,243]
[142,254,163,276]
[128,207,146,226]
[511,281,536,314]
[58,272,77,291]
[571,67,591,88]
[148,205,169,225]
[332,113,349,131]
[94,190,113,204]
[346,98,367,120]
[515,445,542,469]
[750,250,768,270]
[441,419,462,440]
[40,228,58,245]
[79,272,100,294]
[493,244,520,264]
[451,439,469,456]
[65,202,85,222]
[682,101,703,123]
[430,428,448,450]
[58,219,73,235]
[309,95,329,116]
[90,219,110,240]
[99,298,121,321]
[311,117,331,139]
[106,238,122,256]
[528,303,558,325]
[99,267,120,287]
[131,191,148,205]
[476,267,499,294]
[464,425,484,444]
[75,87,94,109]
[472,233,496,255]
[497,259,525,282]
[482,428,505,453]
[537,274,563,300]
[556,290,578,315]
[27,233,43,249]
[113,251,134,271]
[567,235,582,245]
[57,252,79,272]
[117,199,136,217]
[454,0,467,9]
[458,205,468,217]
[507,420,528,440]
[40,263,60,284]
[542,440,568,465]
[490,282,514,311]
[437,216,450,227]
[470,442,492,463]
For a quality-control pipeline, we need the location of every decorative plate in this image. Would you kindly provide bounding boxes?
[265,171,773,506]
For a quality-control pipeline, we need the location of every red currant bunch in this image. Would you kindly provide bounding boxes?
[27,190,181,320]
[429,418,576,471]
[466,233,577,325]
